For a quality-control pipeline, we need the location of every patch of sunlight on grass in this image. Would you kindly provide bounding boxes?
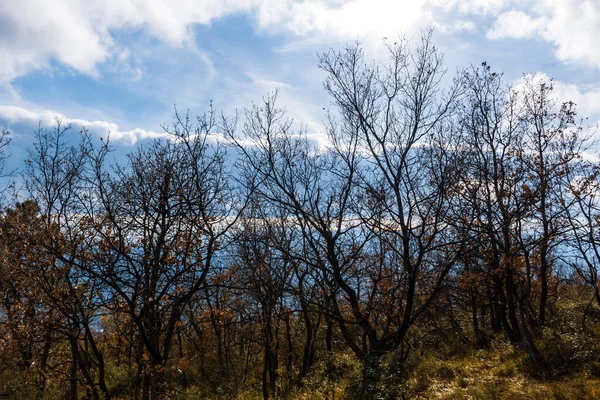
[407,343,600,400]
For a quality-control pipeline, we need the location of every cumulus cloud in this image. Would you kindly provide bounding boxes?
[260,0,432,39]
[549,80,600,121]
[1,0,597,85]
[432,0,510,16]
[487,10,546,39]
[0,0,433,82]
[0,105,165,144]
[0,0,533,84]
[513,73,600,115]
[488,0,600,67]
[511,73,600,145]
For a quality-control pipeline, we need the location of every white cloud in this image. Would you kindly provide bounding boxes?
[549,80,600,121]
[432,0,510,16]
[0,105,165,144]
[257,0,431,40]
[541,0,600,68]
[512,72,600,128]
[488,0,600,67]
[0,0,597,98]
[0,0,255,82]
[0,0,108,80]
[0,0,474,83]
[487,10,546,39]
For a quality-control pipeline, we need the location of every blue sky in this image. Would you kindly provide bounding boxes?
[0,0,599,164]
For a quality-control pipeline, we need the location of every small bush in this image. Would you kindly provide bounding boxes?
[589,361,600,378]
[530,328,598,378]
[523,301,600,379]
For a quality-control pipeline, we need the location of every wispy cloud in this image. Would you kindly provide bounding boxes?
[488,0,600,68]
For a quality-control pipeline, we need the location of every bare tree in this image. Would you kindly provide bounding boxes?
[23,121,110,399]
[80,111,243,398]
[318,31,465,391]
[562,158,600,310]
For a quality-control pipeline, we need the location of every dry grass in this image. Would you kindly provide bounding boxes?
[168,338,600,399]
[405,339,600,400]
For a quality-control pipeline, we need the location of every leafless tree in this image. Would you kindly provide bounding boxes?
[80,110,243,398]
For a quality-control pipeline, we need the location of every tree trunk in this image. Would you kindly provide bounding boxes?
[518,295,544,370]
[36,329,52,400]
[142,370,150,400]
[326,319,333,352]
[505,268,523,343]
[539,249,549,327]
[67,338,79,400]
[493,274,521,343]
[361,350,382,398]
[301,305,313,377]
[470,288,485,346]
[284,314,293,383]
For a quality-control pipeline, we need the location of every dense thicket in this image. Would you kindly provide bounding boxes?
[1,33,600,399]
